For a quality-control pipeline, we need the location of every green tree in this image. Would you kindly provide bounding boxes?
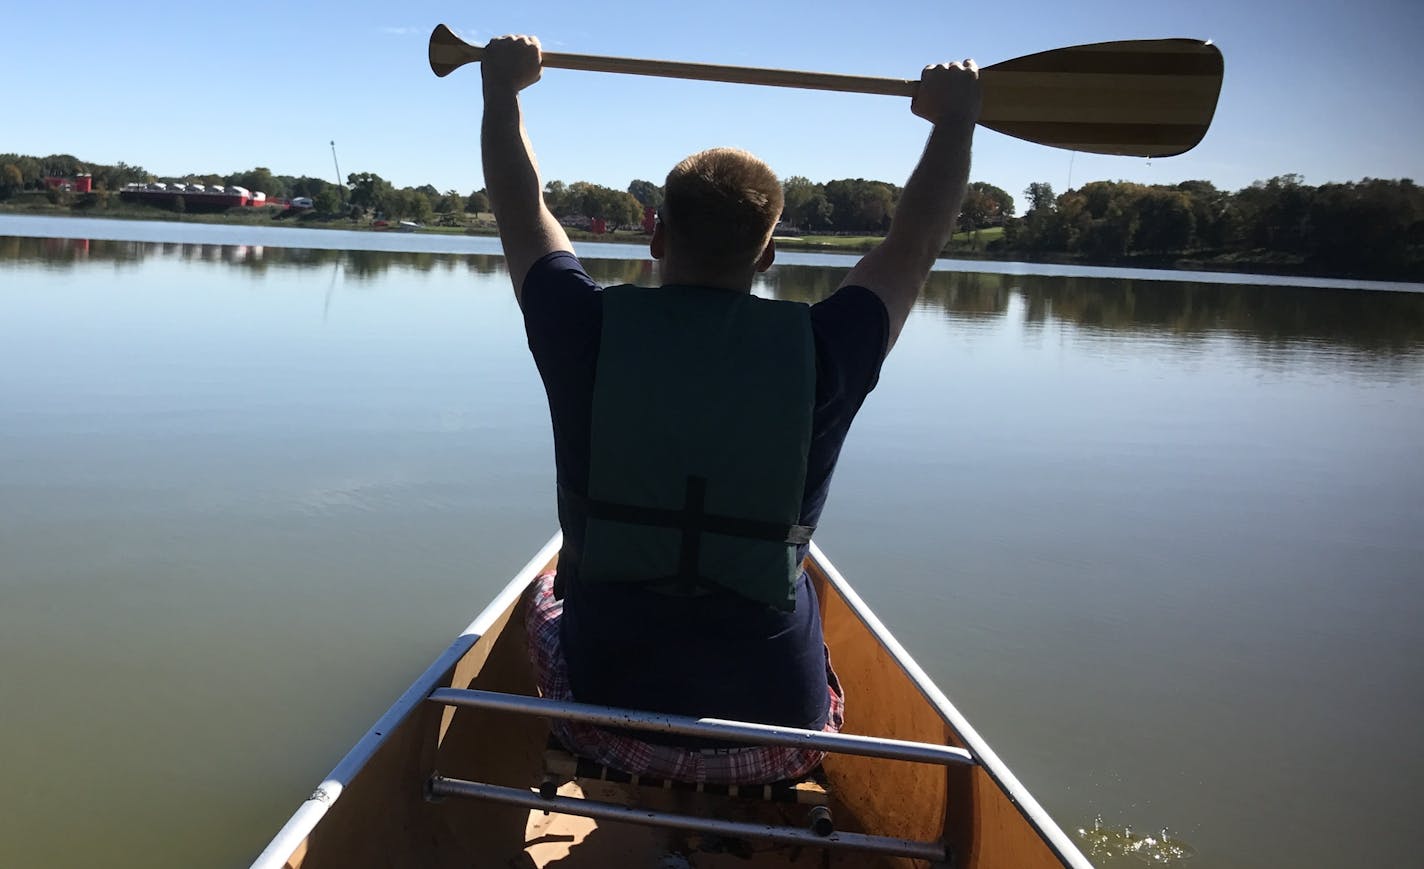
[563,182,643,226]
[824,178,898,231]
[0,154,41,188]
[40,154,84,178]
[1079,202,1136,257]
[797,193,834,231]
[1076,180,1142,220]
[627,179,663,209]
[960,181,1014,231]
[88,161,150,191]
[225,167,283,198]
[1305,178,1422,272]
[1008,183,1070,251]
[1025,182,1056,214]
[1006,182,1066,250]
[347,172,393,213]
[608,190,645,227]
[465,188,490,213]
[782,176,832,230]
[288,176,332,199]
[436,189,463,214]
[313,186,342,213]
[1173,180,1230,248]
[543,180,570,216]
[0,164,22,199]
[417,188,440,218]
[388,188,434,223]
[1133,189,1196,252]
[1236,174,1312,252]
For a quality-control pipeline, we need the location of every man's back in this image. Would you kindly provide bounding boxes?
[477,32,977,779]
[521,252,888,732]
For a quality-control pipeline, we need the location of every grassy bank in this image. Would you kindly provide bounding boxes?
[0,193,654,245]
[774,227,1004,255]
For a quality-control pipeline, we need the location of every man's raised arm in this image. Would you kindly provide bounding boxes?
[841,62,982,350]
[480,35,573,302]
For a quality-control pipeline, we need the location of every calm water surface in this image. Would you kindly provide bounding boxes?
[1,218,1422,868]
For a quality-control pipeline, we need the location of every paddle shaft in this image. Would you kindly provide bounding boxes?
[438,37,919,97]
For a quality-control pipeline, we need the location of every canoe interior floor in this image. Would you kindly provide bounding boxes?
[517,782,904,868]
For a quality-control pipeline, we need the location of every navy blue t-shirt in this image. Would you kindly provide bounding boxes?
[522,251,888,734]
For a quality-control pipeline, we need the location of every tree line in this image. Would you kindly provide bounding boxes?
[0,150,1011,233]
[1,152,151,198]
[0,152,661,228]
[1004,175,1424,277]
[781,176,1014,233]
[3,150,1420,278]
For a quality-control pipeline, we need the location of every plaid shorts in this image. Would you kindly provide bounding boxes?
[525,572,845,785]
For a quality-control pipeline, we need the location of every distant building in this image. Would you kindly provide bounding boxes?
[43,174,93,193]
[118,183,270,211]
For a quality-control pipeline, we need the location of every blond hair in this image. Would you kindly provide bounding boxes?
[661,148,783,273]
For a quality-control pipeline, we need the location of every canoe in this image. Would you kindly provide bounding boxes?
[253,535,1092,868]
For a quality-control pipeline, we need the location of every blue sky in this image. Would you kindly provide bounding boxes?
[6,0,1422,207]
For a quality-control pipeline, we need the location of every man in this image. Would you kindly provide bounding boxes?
[481,34,979,784]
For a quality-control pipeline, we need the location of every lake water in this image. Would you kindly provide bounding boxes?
[1,215,1421,868]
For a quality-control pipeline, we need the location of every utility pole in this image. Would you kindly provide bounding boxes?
[330,140,345,206]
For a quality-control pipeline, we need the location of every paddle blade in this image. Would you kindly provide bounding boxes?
[429,23,481,78]
[980,39,1223,158]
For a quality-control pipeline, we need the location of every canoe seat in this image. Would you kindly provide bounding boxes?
[541,739,831,807]
[426,687,968,862]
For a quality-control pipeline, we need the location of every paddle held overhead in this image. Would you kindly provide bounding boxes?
[428,23,1223,158]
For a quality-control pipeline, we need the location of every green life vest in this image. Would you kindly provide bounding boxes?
[565,283,816,611]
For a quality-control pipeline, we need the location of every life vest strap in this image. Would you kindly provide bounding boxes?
[559,482,815,547]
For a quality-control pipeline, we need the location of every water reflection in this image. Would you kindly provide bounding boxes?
[0,234,509,277]
[6,235,1424,357]
[3,230,1422,869]
[764,262,1424,357]
[0,234,660,287]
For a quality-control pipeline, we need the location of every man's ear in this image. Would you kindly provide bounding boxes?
[650,219,665,260]
[755,237,776,272]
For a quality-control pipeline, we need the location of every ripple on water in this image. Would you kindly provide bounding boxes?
[1077,816,1198,865]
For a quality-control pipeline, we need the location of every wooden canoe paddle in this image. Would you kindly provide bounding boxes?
[429,24,1222,158]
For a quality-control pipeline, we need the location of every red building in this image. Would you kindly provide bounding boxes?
[43,174,93,193]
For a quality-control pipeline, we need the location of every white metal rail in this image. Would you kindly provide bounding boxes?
[425,686,973,863]
[428,687,976,766]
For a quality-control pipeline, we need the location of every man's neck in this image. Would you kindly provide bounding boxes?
[660,261,755,293]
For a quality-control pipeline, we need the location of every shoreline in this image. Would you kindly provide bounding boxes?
[2,202,1417,285]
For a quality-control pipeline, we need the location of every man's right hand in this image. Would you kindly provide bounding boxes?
[910,61,981,129]
[482,35,543,94]
[840,60,979,351]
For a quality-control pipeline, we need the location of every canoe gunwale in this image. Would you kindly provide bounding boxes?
[807,541,1093,869]
[249,534,564,869]
[252,533,1092,869]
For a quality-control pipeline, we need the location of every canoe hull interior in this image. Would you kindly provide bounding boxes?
[259,542,1087,868]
